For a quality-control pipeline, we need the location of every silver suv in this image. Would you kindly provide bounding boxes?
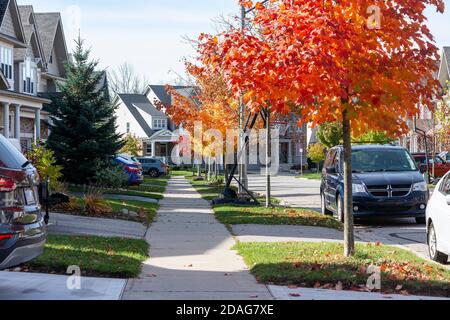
[0,135,46,270]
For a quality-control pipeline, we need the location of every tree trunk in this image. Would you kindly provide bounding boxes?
[266,108,271,208]
[342,110,355,257]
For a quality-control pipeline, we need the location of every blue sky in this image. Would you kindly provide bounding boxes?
[25,0,450,84]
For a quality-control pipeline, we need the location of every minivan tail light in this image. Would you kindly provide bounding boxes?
[0,233,14,241]
[125,166,140,173]
[0,177,16,192]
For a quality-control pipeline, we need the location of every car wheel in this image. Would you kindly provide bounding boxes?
[415,217,426,224]
[336,195,344,223]
[428,222,449,264]
[149,169,159,178]
[321,192,332,216]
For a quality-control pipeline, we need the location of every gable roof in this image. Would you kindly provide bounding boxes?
[0,0,26,46]
[34,13,59,60]
[118,94,163,137]
[14,6,46,68]
[34,12,68,75]
[146,84,196,105]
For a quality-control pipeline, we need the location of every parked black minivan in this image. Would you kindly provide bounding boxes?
[0,135,46,270]
[321,145,429,224]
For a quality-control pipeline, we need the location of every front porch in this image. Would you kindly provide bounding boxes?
[0,90,51,151]
[143,130,179,164]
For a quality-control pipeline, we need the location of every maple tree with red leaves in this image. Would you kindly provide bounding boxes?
[198,0,445,256]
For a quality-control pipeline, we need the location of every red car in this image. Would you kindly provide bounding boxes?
[412,153,450,178]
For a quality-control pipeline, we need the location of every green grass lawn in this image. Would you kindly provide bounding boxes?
[186,176,226,201]
[68,185,163,200]
[143,175,170,187]
[25,235,148,278]
[235,242,450,297]
[129,184,166,194]
[170,169,195,177]
[105,199,159,224]
[214,204,342,230]
[105,189,163,200]
[57,197,159,225]
[297,172,322,180]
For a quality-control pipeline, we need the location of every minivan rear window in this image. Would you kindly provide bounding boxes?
[0,135,28,169]
[352,149,417,173]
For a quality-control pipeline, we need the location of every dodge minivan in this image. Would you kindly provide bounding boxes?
[0,135,46,270]
[321,145,429,224]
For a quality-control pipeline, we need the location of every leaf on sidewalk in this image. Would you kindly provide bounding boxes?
[289,293,301,297]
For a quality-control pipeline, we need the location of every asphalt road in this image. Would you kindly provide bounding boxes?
[245,172,433,261]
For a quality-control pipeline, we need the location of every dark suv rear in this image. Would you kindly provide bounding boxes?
[0,135,46,270]
[321,145,429,224]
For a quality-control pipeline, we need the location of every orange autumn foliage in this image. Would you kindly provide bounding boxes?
[199,0,444,137]
[162,63,240,158]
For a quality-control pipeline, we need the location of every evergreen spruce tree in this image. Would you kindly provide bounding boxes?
[47,37,123,184]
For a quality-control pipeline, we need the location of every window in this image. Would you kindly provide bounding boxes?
[153,119,166,129]
[0,46,13,80]
[23,58,36,94]
[126,122,130,133]
[49,54,53,64]
[352,149,417,173]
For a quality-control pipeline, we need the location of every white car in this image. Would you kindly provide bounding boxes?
[426,171,450,263]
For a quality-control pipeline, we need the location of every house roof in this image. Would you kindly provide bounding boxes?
[34,12,62,61]
[146,84,196,105]
[117,94,162,137]
[0,0,26,46]
[18,4,33,24]
[133,103,166,117]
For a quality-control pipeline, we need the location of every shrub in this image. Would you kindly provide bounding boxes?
[94,166,129,189]
[84,191,113,216]
[26,143,63,190]
[54,196,82,213]
[209,176,224,186]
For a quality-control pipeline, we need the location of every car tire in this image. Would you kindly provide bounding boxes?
[428,222,449,264]
[336,195,344,223]
[415,217,426,224]
[321,192,332,216]
[149,169,159,178]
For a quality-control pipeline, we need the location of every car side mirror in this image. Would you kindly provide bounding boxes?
[419,164,428,174]
[326,167,336,174]
[446,195,450,206]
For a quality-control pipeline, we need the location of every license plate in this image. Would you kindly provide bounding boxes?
[24,189,36,205]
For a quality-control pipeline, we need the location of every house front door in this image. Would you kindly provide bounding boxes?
[280,142,289,164]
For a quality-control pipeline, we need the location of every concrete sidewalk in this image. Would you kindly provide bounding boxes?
[122,176,272,300]
[0,271,126,300]
[268,285,448,300]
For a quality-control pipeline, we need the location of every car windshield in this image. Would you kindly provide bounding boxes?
[352,149,417,173]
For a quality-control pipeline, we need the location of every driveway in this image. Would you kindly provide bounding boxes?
[245,172,321,210]
[245,172,435,262]
[48,212,147,239]
[0,272,126,300]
